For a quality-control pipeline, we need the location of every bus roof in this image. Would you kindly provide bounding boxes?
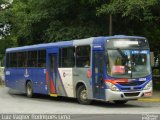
[6,35,146,52]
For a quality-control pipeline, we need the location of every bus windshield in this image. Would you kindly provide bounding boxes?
[106,39,151,78]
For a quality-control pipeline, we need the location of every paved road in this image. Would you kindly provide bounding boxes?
[0,86,160,115]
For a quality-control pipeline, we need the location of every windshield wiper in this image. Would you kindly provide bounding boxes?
[116,48,133,78]
[116,48,128,63]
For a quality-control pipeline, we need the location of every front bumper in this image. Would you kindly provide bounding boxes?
[105,88,152,101]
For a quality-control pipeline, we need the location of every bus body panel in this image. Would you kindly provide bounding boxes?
[72,68,93,99]
[4,35,152,102]
[5,68,48,94]
[57,68,74,97]
[56,68,93,99]
[105,87,152,101]
[30,68,48,94]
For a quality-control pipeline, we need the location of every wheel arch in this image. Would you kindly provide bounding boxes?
[25,79,32,86]
[25,79,33,92]
[75,82,87,97]
[75,81,92,104]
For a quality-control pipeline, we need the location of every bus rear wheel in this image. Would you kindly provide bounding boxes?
[26,81,34,98]
[113,100,128,104]
[77,85,92,105]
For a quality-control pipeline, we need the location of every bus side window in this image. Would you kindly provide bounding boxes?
[17,52,27,68]
[6,53,10,68]
[28,51,37,68]
[38,50,46,68]
[76,46,90,67]
[59,47,75,68]
[10,52,17,68]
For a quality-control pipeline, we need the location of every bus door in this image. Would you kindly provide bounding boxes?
[92,47,105,100]
[47,48,58,96]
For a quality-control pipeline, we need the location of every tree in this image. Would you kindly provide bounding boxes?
[89,0,160,50]
[0,0,160,52]
[91,0,158,20]
[0,0,17,65]
[2,0,106,46]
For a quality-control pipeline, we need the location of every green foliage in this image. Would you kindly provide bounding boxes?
[0,0,9,5]
[89,0,160,50]
[0,0,106,46]
[93,0,159,21]
[0,36,17,65]
[0,0,16,64]
[0,0,160,61]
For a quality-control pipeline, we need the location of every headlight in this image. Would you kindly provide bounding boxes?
[143,81,152,90]
[106,82,119,91]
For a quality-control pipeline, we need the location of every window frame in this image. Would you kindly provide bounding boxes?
[59,47,75,68]
[59,45,91,68]
[76,45,91,68]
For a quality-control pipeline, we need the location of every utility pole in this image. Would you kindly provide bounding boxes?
[109,0,113,36]
[109,14,112,36]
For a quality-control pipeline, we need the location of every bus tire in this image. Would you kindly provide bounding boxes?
[77,85,92,105]
[113,100,128,104]
[26,81,34,98]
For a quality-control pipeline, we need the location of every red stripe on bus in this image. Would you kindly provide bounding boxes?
[46,70,56,94]
[50,79,56,93]
[105,79,128,84]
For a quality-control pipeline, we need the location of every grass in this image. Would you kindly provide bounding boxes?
[0,80,4,87]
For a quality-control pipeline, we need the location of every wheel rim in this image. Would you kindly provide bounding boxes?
[80,89,87,101]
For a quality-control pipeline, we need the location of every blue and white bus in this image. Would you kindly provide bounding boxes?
[4,35,152,104]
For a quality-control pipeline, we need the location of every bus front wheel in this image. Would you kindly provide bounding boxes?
[77,85,92,105]
[26,81,34,98]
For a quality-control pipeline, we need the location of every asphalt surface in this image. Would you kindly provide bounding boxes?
[0,86,160,114]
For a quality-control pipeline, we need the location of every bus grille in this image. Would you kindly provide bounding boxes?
[117,81,145,86]
[121,87,140,91]
[124,92,140,97]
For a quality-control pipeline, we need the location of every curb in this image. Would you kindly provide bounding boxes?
[138,98,160,102]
